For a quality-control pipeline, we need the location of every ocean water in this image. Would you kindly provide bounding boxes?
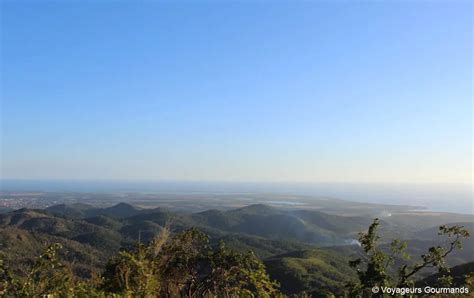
[0,180,472,214]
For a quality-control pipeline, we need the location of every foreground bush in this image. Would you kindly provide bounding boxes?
[0,228,280,297]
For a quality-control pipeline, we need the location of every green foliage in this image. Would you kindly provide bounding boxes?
[1,205,473,297]
[0,258,17,296]
[1,228,279,297]
[264,249,356,297]
[349,219,471,295]
[348,219,392,296]
[0,243,77,297]
[397,224,470,288]
[0,226,108,278]
[207,241,280,297]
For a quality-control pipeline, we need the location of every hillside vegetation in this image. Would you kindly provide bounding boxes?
[0,203,472,297]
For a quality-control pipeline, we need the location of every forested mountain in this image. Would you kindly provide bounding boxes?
[43,203,374,246]
[0,203,473,297]
[264,249,356,296]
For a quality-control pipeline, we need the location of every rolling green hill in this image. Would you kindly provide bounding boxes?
[189,204,373,246]
[0,226,107,277]
[264,249,356,296]
[1,202,472,296]
[40,202,375,246]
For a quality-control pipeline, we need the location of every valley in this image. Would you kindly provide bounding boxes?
[0,195,472,296]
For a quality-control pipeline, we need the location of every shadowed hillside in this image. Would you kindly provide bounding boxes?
[1,202,472,297]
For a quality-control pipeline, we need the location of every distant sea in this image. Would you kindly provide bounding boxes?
[0,180,472,215]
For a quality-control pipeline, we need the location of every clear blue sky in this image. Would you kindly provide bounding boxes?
[1,1,472,183]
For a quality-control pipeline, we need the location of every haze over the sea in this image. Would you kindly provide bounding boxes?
[1,180,472,215]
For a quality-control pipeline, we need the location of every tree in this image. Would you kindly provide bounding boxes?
[0,243,76,297]
[349,219,470,296]
[0,257,18,296]
[101,228,280,297]
[397,225,470,288]
[0,228,280,297]
[205,241,279,297]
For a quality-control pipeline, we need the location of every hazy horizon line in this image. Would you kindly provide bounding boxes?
[1,178,471,186]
